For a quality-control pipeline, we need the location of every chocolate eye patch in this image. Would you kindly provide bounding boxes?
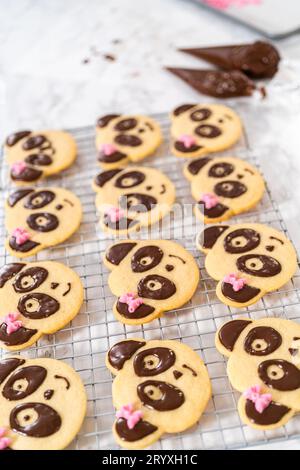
[18,293,60,319]
[131,246,163,273]
[3,366,47,400]
[134,347,176,376]
[24,191,55,209]
[13,267,48,293]
[115,171,145,188]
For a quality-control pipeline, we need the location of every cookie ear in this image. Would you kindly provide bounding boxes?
[197,225,229,252]
[0,263,26,288]
[105,242,137,266]
[185,157,211,178]
[7,188,34,207]
[94,169,122,188]
[172,104,196,117]
[107,340,146,372]
[97,114,120,128]
[0,358,25,384]
[217,319,252,353]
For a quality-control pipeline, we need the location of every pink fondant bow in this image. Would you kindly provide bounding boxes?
[116,404,143,430]
[243,385,272,413]
[119,292,144,313]
[0,428,11,450]
[4,312,23,335]
[105,206,125,223]
[201,193,220,209]
[11,161,27,175]
[12,227,30,245]
[178,134,196,149]
[101,143,117,156]
[223,273,247,292]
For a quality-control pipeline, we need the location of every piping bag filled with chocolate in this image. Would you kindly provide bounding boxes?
[179,41,280,79]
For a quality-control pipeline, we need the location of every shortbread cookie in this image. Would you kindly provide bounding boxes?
[106,338,211,449]
[0,356,86,449]
[170,103,242,158]
[93,166,175,234]
[96,114,162,169]
[104,240,199,325]
[198,223,297,307]
[4,130,77,184]
[0,261,83,351]
[216,317,300,430]
[184,156,265,223]
[5,187,82,258]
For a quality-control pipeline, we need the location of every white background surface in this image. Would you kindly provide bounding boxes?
[1,0,300,450]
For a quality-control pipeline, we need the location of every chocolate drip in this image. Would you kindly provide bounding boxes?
[94,169,122,187]
[3,366,47,400]
[258,359,300,391]
[224,228,260,254]
[18,293,59,319]
[0,358,25,384]
[108,340,146,370]
[218,319,252,351]
[209,162,234,178]
[97,114,120,128]
[106,242,137,265]
[0,324,37,346]
[114,118,137,131]
[179,41,280,79]
[25,154,52,166]
[199,225,229,249]
[6,131,31,146]
[197,200,229,219]
[187,157,211,175]
[98,150,127,163]
[126,193,157,212]
[115,417,157,442]
[138,274,176,300]
[195,124,221,138]
[131,246,163,273]
[221,282,261,303]
[8,189,34,207]
[13,267,48,293]
[114,134,142,147]
[173,104,196,116]
[115,171,146,188]
[167,67,255,98]
[24,190,55,209]
[237,254,282,277]
[214,180,247,198]
[245,400,290,425]
[10,402,61,437]
[116,300,155,319]
[0,263,25,288]
[9,237,40,253]
[27,212,59,232]
[137,380,185,411]
[134,347,176,376]
[11,166,43,182]
[244,326,282,356]
[174,141,202,153]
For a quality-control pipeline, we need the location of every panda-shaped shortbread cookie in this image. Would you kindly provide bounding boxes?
[198,223,297,308]
[170,103,242,158]
[96,114,162,169]
[106,338,211,449]
[184,156,265,223]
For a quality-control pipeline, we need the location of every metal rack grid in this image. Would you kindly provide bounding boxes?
[1,111,300,450]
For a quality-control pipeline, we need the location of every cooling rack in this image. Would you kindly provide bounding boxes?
[1,110,300,450]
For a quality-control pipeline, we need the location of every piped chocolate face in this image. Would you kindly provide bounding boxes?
[93,166,175,234]
[184,156,265,222]
[5,187,82,257]
[105,240,199,324]
[95,114,162,168]
[216,317,300,428]
[171,103,242,158]
[0,357,86,450]
[107,338,210,448]
[4,130,77,183]
[198,223,297,307]
[0,261,83,351]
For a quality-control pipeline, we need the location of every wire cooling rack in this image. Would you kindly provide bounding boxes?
[1,110,300,450]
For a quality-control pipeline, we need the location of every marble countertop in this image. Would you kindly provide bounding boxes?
[1,0,300,451]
